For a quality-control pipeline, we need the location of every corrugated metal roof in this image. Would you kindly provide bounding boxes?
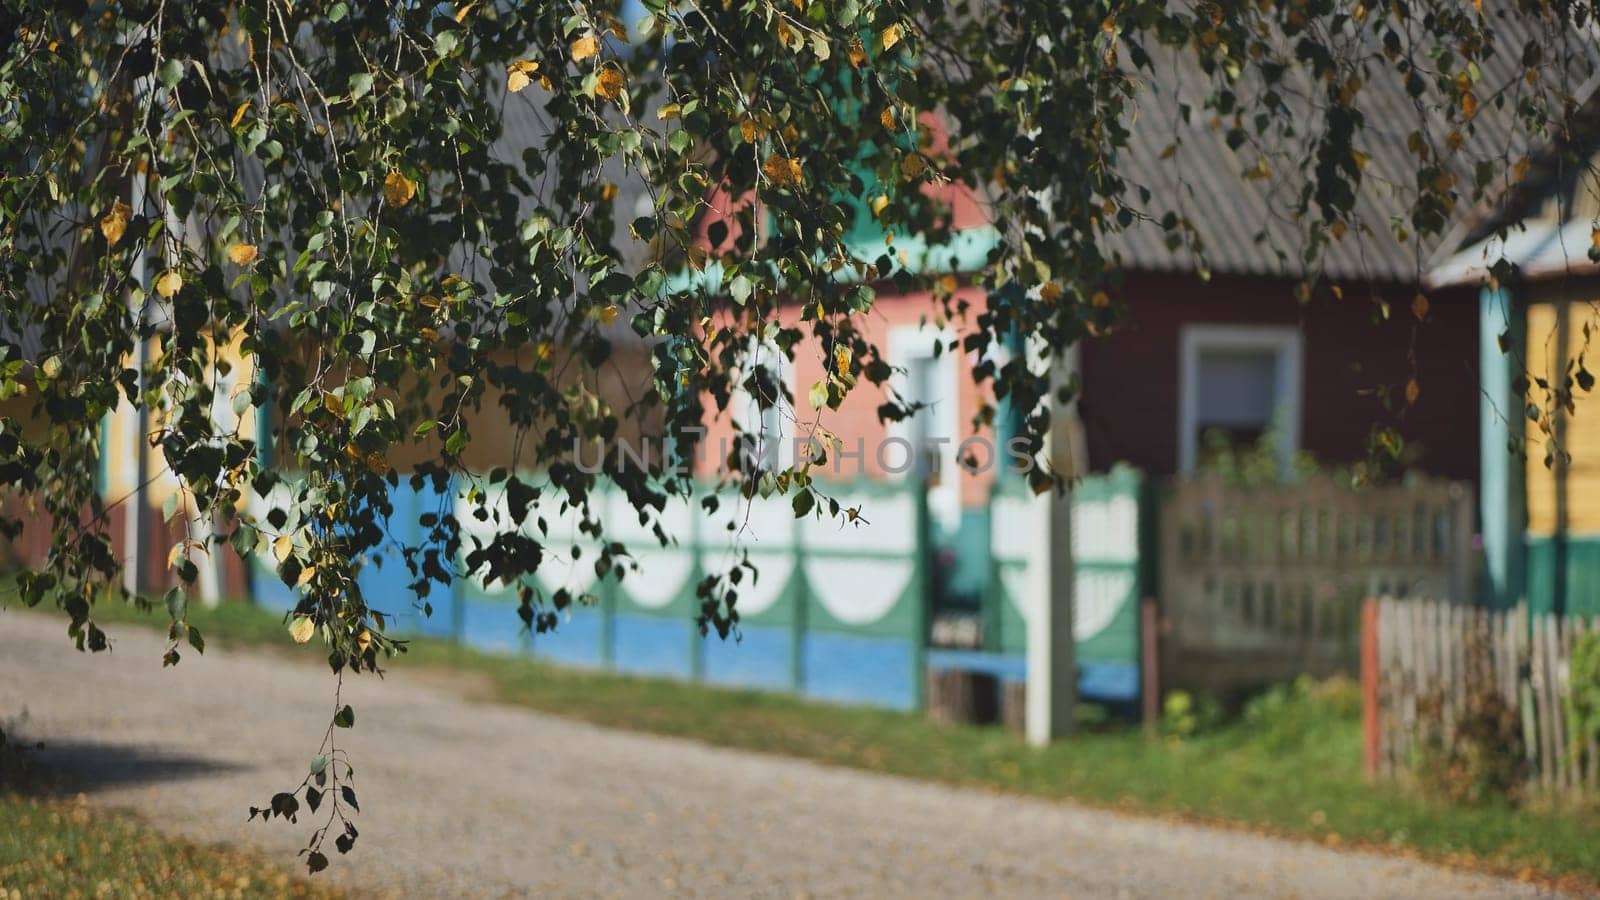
[1104,8,1597,283]
[472,9,1600,289]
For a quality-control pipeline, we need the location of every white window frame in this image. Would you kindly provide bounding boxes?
[1177,323,1303,476]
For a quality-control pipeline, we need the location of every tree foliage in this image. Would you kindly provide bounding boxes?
[4,0,1599,869]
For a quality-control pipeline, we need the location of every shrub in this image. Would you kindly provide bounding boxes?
[1411,636,1526,806]
[1161,690,1225,740]
[1570,629,1600,757]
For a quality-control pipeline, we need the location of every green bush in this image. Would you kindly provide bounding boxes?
[1240,675,1360,754]
[1571,630,1600,757]
[1161,689,1225,740]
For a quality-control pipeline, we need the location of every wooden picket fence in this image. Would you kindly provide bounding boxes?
[1362,597,1600,796]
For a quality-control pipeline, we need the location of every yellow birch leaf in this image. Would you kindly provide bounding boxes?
[230,101,251,128]
[762,154,800,186]
[870,194,890,217]
[383,171,416,207]
[507,60,538,93]
[155,270,183,298]
[1405,378,1421,406]
[227,243,258,265]
[597,305,619,325]
[99,201,131,245]
[847,38,867,67]
[809,380,828,410]
[272,533,293,563]
[881,23,903,50]
[595,66,625,101]
[1411,292,1430,321]
[288,616,315,644]
[571,34,600,61]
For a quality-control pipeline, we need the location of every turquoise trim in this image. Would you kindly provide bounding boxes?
[1525,535,1600,617]
[1479,285,1526,608]
[96,410,112,496]
[660,227,999,295]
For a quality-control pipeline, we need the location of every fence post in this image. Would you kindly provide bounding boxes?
[911,481,931,712]
[1141,598,1160,739]
[1362,597,1380,780]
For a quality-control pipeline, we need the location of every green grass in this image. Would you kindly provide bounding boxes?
[37,597,1600,887]
[0,732,344,899]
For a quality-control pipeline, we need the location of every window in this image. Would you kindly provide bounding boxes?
[888,325,961,533]
[1178,324,1302,475]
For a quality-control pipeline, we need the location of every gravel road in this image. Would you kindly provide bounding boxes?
[0,609,1568,899]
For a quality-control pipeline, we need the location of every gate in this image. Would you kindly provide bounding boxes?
[1157,475,1473,696]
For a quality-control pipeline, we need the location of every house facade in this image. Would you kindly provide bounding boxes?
[1429,158,1600,616]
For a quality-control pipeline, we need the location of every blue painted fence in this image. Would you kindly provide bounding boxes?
[250,476,932,710]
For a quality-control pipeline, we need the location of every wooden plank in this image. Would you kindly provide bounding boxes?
[1442,601,1457,740]
[1395,597,1410,748]
[1377,598,1393,774]
[1579,616,1600,791]
[1449,485,1474,601]
[1534,614,1557,793]
[1561,611,1587,787]
[1362,598,1380,780]
[1517,603,1539,782]
[1405,597,1423,756]
[1549,615,1571,793]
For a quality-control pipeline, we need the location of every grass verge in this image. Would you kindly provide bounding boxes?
[40,598,1600,888]
[0,729,344,899]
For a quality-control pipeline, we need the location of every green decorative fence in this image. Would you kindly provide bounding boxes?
[253,476,935,709]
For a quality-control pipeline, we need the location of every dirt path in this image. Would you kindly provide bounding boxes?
[0,610,1567,899]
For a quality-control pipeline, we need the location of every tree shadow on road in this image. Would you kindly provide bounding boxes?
[2,727,245,798]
